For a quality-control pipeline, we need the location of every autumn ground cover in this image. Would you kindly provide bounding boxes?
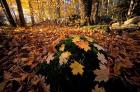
[0,24,140,92]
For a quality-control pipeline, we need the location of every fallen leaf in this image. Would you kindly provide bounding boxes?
[75,40,91,52]
[94,43,104,51]
[70,61,84,76]
[59,51,71,65]
[46,52,54,64]
[92,84,105,92]
[0,82,6,92]
[72,35,80,43]
[59,44,65,51]
[93,64,109,82]
[97,52,107,64]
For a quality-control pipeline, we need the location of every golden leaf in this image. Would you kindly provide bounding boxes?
[72,35,81,43]
[59,44,65,51]
[92,84,105,92]
[93,64,109,82]
[59,51,71,65]
[75,40,91,52]
[70,61,84,76]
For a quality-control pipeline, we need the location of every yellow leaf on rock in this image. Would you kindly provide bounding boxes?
[59,44,65,51]
[72,35,81,43]
[75,40,91,52]
[59,51,71,65]
[70,61,84,76]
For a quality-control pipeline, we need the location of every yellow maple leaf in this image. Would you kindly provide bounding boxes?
[92,84,105,92]
[59,51,71,65]
[70,61,84,76]
[75,40,91,52]
[72,35,81,43]
[93,64,109,82]
[59,44,65,51]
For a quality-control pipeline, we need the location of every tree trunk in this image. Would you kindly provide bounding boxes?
[79,0,85,20]
[56,0,60,18]
[127,0,137,17]
[107,0,110,15]
[0,0,17,27]
[79,0,91,25]
[48,0,52,19]
[15,0,26,26]
[28,0,35,25]
[90,0,99,24]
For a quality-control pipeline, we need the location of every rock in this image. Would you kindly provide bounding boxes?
[124,16,140,25]
[111,22,120,29]
[138,21,140,27]
[121,24,139,29]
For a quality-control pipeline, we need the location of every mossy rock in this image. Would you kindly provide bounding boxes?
[82,25,111,33]
[35,35,110,92]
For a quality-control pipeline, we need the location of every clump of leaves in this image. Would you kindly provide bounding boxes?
[35,35,110,92]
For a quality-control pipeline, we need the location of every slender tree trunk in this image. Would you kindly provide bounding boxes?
[79,0,85,20]
[28,0,35,25]
[127,0,136,17]
[107,0,110,15]
[90,0,99,24]
[0,0,17,27]
[56,0,60,18]
[36,0,43,22]
[48,0,52,19]
[15,0,26,26]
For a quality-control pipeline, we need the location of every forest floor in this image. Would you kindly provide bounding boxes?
[0,24,140,91]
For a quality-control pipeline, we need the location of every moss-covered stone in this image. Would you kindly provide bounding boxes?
[35,35,110,92]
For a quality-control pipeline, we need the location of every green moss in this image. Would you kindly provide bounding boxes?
[35,35,109,92]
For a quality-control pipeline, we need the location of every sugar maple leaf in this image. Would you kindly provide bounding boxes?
[59,44,65,51]
[113,62,124,75]
[59,51,71,65]
[85,36,94,42]
[0,82,6,92]
[46,52,54,64]
[75,40,91,52]
[4,71,12,80]
[70,61,84,76]
[92,84,105,92]
[97,52,107,64]
[94,43,104,51]
[72,35,81,43]
[93,64,109,82]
